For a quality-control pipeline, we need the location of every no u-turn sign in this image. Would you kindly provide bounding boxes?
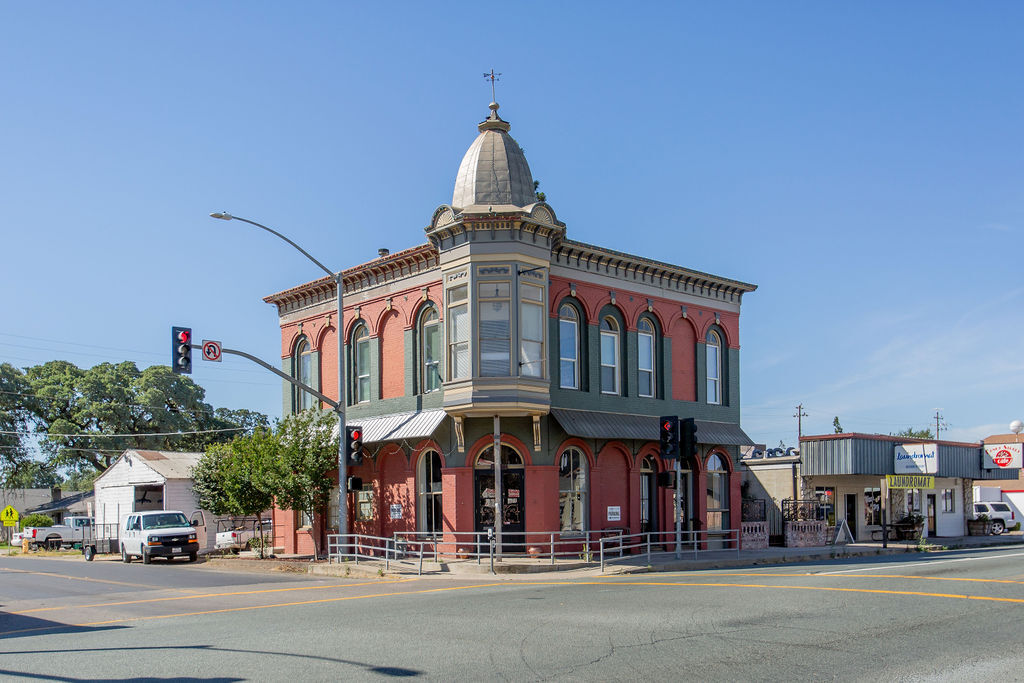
[202,340,222,362]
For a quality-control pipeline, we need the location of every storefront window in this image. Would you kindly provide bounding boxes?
[558,448,587,533]
[705,454,729,531]
[356,485,374,521]
[864,488,881,526]
[417,451,443,534]
[942,488,955,513]
[815,486,835,525]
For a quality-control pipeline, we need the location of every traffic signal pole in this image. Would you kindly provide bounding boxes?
[210,212,348,550]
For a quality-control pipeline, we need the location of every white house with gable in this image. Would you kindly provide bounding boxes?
[93,450,221,553]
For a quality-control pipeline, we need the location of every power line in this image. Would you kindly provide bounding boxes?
[0,427,245,438]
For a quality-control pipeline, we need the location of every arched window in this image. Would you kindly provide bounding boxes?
[558,304,580,389]
[558,447,588,533]
[417,450,443,534]
[706,453,729,532]
[706,330,722,405]
[640,455,657,534]
[351,323,370,404]
[600,317,620,394]
[294,337,314,411]
[419,306,441,393]
[638,318,656,398]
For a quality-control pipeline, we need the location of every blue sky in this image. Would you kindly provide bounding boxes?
[2,2,1021,450]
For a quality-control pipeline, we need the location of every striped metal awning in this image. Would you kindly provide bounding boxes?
[549,408,754,447]
[347,409,447,444]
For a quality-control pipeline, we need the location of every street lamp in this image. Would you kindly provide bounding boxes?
[210,211,348,544]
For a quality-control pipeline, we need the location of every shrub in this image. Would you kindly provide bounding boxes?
[22,513,54,528]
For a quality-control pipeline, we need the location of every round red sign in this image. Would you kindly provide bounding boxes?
[993,449,1014,467]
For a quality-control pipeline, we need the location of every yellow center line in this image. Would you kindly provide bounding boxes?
[3,579,1013,635]
[10,578,419,614]
[652,571,1024,585]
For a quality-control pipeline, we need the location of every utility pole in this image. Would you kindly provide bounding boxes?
[934,409,947,439]
[794,404,808,443]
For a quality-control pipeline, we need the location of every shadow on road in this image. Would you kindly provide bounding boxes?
[0,609,127,640]
[0,643,422,678]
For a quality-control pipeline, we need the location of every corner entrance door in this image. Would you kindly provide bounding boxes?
[926,494,937,536]
[845,494,858,540]
[475,470,525,552]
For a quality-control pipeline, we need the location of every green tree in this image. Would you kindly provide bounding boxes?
[269,410,338,558]
[21,513,54,528]
[3,460,62,489]
[23,361,268,477]
[833,416,843,434]
[895,427,934,439]
[0,363,34,488]
[192,430,276,557]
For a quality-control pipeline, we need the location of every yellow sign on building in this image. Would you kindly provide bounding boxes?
[1,505,19,527]
[886,474,935,489]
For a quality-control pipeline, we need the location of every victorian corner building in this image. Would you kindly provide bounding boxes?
[264,103,757,555]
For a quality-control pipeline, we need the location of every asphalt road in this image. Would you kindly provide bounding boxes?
[3,548,1024,681]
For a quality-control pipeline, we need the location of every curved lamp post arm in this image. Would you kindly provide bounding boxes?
[210,210,349,553]
[210,212,336,280]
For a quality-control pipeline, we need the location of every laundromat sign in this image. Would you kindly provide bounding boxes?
[983,443,1023,470]
[894,443,938,474]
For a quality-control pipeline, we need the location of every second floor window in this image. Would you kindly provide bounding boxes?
[559,304,579,389]
[706,330,721,404]
[479,281,511,376]
[600,317,620,394]
[448,285,469,380]
[519,283,544,378]
[295,337,314,411]
[352,324,370,403]
[420,307,441,393]
[638,318,655,398]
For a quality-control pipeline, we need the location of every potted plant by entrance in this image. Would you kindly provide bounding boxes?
[967,514,992,536]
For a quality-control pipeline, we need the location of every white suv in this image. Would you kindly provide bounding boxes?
[972,502,1016,535]
[121,510,199,564]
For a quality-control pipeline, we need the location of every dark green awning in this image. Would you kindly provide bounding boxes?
[550,408,754,446]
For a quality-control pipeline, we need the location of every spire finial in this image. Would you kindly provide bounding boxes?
[483,69,501,104]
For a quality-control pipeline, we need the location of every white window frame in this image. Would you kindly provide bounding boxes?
[519,283,545,378]
[706,330,721,405]
[638,318,655,398]
[478,280,511,377]
[420,306,441,393]
[558,304,580,389]
[600,317,620,395]
[447,284,469,380]
[352,323,370,404]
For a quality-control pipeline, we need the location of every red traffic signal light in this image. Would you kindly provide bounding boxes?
[171,326,192,375]
[659,415,679,459]
[345,425,363,465]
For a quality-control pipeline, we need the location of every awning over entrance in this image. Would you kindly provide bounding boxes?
[346,409,447,444]
[549,408,754,447]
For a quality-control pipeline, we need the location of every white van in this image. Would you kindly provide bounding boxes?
[121,510,199,564]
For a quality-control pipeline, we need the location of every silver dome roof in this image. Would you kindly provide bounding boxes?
[451,102,535,211]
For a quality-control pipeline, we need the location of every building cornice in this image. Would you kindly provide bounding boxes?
[263,243,439,314]
[554,239,757,305]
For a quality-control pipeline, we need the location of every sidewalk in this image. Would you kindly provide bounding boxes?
[206,531,1024,580]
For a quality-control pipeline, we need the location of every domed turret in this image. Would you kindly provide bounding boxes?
[451,102,535,211]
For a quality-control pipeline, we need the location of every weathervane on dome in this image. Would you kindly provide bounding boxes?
[483,69,501,103]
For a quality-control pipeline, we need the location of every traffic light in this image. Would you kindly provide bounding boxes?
[171,327,192,375]
[659,415,679,459]
[346,476,363,492]
[681,417,698,459]
[345,425,363,465]
[656,471,677,488]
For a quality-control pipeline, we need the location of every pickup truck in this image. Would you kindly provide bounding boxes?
[215,517,267,553]
[22,516,94,550]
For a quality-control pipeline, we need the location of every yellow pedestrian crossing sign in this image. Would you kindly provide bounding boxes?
[2,505,18,526]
